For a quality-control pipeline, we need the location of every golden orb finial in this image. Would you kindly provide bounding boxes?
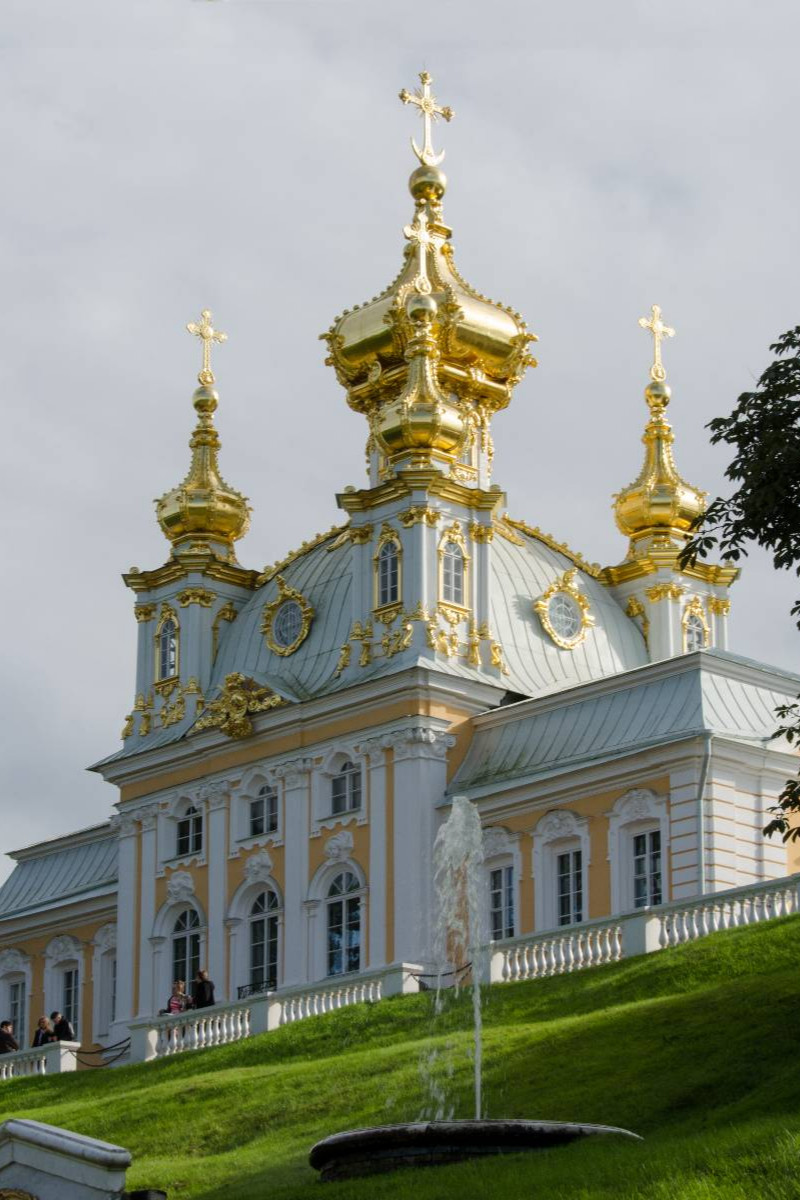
[638,304,675,384]
[156,310,250,558]
[186,308,228,387]
[399,71,454,166]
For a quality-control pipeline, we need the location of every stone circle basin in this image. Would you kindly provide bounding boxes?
[309,1119,643,1181]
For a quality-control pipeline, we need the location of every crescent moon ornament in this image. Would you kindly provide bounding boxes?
[399,71,453,167]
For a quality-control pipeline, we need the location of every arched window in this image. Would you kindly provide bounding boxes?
[172,909,200,985]
[157,618,178,681]
[177,805,202,858]
[442,541,465,606]
[377,540,400,608]
[327,871,361,977]
[250,785,279,838]
[249,890,280,993]
[684,612,707,652]
[331,761,361,816]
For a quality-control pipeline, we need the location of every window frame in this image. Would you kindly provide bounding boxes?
[489,863,515,941]
[171,908,201,987]
[326,871,363,978]
[176,804,203,859]
[374,533,402,616]
[248,889,281,994]
[154,605,180,683]
[330,760,362,817]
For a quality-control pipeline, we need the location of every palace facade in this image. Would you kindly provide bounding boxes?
[1,75,797,1055]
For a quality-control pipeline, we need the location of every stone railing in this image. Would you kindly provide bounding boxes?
[0,1041,80,1081]
[129,963,422,1062]
[490,874,800,984]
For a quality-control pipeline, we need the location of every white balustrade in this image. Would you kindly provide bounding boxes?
[492,918,624,984]
[278,974,385,1026]
[491,874,800,985]
[0,1041,79,1080]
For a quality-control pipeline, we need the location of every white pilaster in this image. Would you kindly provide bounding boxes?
[365,740,388,968]
[136,807,158,1017]
[276,758,312,987]
[112,815,137,1031]
[201,779,231,998]
[389,727,454,964]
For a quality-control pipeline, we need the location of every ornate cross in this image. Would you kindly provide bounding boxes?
[186,309,227,385]
[638,304,675,383]
[399,71,454,167]
[403,211,435,293]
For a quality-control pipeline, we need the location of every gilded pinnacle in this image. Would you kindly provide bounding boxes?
[187,308,228,386]
[638,304,675,384]
[399,71,454,166]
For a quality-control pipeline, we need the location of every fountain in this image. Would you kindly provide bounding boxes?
[309,796,641,1181]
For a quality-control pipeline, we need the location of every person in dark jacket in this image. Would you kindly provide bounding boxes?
[191,969,215,1009]
[50,1011,75,1041]
[0,1021,19,1053]
[32,1016,57,1047]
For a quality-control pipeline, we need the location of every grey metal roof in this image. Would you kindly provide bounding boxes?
[450,650,799,796]
[96,522,649,765]
[0,828,117,918]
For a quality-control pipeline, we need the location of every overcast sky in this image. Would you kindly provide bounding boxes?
[1,1,798,873]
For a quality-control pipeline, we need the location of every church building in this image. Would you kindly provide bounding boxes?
[1,73,798,1057]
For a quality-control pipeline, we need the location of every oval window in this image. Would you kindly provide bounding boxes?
[272,600,304,649]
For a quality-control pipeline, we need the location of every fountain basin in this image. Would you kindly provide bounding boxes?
[309,1119,642,1181]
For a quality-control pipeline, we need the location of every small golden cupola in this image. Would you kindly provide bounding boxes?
[322,72,537,484]
[156,310,251,561]
[613,305,706,558]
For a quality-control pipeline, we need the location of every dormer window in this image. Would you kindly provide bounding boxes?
[157,616,179,681]
[442,541,465,606]
[177,805,202,857]
[684,612,707,652]
[331,760,361,815]
[250,785,279,837]
[377,540,400,607]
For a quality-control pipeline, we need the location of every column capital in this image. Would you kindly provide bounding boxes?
[111,813,138,839]
[140,804,159,831]
[385,725,456,762]
[275,756,313,787]
[198,778,233,810]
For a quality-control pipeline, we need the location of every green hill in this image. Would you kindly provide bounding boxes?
[3,917,800,1199]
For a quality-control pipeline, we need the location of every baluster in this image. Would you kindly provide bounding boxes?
[521,944,532,980]
[563,935,575,973]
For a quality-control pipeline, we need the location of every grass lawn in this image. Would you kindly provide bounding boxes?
[2,917,800,1198]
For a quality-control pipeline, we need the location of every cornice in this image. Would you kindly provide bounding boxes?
[599,551,740,588]
[124,555,259,594]
[9,821,115,863]
[337,472,505,516]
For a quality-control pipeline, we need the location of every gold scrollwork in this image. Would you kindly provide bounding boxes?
[121,712,135,740]
[398,506,439,527]
[381,620,414,659]
[469,522,494,542]
[212,600,238,660]
[134,603,156,623]
[706,595,731,616]
[535,569,595,651]
[334,642,351,676]
[349,523,374,544]
[177,587,216,608]
[196,673,284,739]
[261,576,314,656]
[625,595,650,647]
[682,595,710,649]
[646,582,686,603]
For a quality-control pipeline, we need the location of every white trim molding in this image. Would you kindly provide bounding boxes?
[607,788,670,914]
[532,809,591,932]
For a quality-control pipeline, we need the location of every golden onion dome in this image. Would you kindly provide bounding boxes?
[156,311,251,559]
[321,73,537,469]
[614,378,706,551]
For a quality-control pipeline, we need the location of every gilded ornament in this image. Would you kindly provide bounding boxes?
[438,602,465,627]
[121,712,135,740]
[625,595,650,647]
[504,515,602,576]
[186,308,227,388]
[398,506,439,527]
[706,596,731,616]
[139,711,151,736]
[405,601,429,621]
[334,642,351,676]
[178,587,216,608]
[212,600,238,660]
[196,673,284,739]
[259,525,346,584]
[381,620,414,659]
[646,582,685,603]
[160,687,186,729]
[469,521,494,543]
[638,304,675,385]
[535,569,596,651]
[374,603,402,627]
[490,640,509,674]
[134,603,156,623]
[467,621,481,666]
[349,523,374,545]
[261,576,314,656]
[399,70,454,167]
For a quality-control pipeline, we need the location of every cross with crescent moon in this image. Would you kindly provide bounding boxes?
[399,71,454,167]
[403,210,435,294]
[186,309,227,386]
[638,304,675,383]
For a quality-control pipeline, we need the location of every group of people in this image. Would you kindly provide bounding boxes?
[0,1011,75,1053]
[162,969,216,1015]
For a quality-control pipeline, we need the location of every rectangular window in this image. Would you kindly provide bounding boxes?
[490,866,515,940]
[557,850,583,926]
[62,969,79,1037]
[250,916,279,992]
[9,980,25,1048]
[332,775,347,815]
[327,896,361,976]
[633,830,662,908]
[177,811,202,857]
[250,797,265,837]
[349,771,361,812]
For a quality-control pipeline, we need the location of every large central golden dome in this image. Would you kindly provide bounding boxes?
[321,73,537,472]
